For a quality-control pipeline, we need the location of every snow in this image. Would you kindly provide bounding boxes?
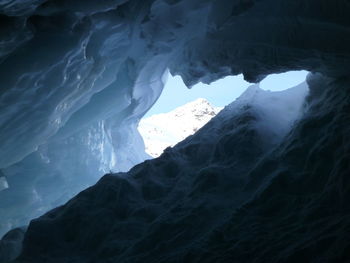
[138,98,222,157]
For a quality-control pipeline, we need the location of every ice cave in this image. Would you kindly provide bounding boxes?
[0,0,350,262]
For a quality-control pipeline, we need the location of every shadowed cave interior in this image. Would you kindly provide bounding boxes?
[0,0,350,262]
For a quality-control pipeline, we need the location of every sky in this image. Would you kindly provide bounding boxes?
[145,70,309,117]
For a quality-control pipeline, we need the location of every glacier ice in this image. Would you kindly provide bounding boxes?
[0,228,25,263]
[10,73,350,263]
[0,177,8,192]
[0,0,349,261]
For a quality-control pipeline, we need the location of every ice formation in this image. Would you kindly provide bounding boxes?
[9,81,309,262]
[138,98,222,157]
[0,177,8,192]
[0,0,350,262]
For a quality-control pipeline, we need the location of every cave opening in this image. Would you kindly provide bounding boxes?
[0,0,349,261]
[138,70,309,158]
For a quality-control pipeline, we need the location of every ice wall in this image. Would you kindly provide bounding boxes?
[1,0,350,237]
[9,73,350,263]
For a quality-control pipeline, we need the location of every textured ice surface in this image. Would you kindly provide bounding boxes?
[12,74,350,263]
[0,0,350,251]
[138,98,222,157]
[10,80,311,262]
[0,177,8,192]
[0,228,25,263]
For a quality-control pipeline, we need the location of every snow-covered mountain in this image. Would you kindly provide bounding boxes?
[138,98,223,157]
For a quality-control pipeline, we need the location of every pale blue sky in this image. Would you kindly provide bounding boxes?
[145,70,308,117]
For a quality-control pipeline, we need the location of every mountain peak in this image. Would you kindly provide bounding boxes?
[139,98,223,157]
[191,97,210,104]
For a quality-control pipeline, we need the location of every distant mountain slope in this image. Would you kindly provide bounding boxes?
[138,98,223,157]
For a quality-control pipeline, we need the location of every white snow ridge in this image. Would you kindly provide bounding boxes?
[138,98,223,157]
